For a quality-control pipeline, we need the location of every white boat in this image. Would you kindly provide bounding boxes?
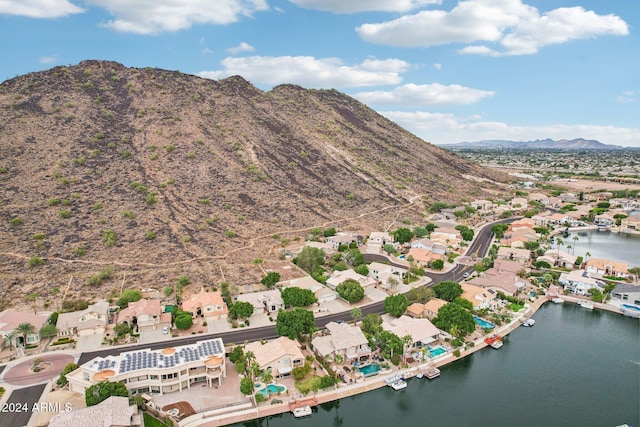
[416,373,424,379]
[578,300,594,310]
[522,318,535,327]
[552,297,565,304]
[390,380,407,390]
[490,341,503,349]
[292,405,312,418]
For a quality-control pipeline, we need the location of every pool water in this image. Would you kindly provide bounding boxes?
[256,383,286,397]
[358,363,381,377]
[473,315,495,329]
[428,346,446,357]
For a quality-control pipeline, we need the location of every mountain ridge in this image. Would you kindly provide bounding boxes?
[444,138,624,149]
[0,60,510,308]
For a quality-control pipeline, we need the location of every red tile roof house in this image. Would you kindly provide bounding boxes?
[117,299,171,333]
[0,309,48,349]
[182,289,229,323]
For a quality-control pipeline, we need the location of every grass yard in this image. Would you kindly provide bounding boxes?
[295,374,322,394]
[509,303,525,312]
[143,413,171,427]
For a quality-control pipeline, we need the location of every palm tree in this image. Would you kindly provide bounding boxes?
[585,251,591,262]
[350,307,362,325]
[401,334,413,365]
[572,236,579,255]
[260,368,273,385]
[15,322,35,348]
[4,331,16,351]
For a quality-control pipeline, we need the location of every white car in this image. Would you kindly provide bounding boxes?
[162,326,169,334]
[462,272,470,278]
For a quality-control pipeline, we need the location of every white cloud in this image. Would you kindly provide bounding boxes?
[85,0,269,34]
[227,42,255,54]
[353,83,494,107]
[288,0,440,14]
[433,63,442,70]
[357,0,628,56]
[39,55,59,64]
[201,47,214,55]
[380,110,640,147]
[0,0,83,18]
[616,91,638,104]
[198,56,409,88]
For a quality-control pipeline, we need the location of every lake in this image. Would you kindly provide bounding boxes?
[236,304,640,427]
[562,229,640,266]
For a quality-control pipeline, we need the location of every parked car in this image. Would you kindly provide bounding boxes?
[162,326,169,334]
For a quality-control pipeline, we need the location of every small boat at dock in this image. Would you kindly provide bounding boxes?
[292,405,312,418]
[420,366,441,379]
[522,318,535,327]
[552,297,565,304]
[390,379,407,390]
[578,300,594,310]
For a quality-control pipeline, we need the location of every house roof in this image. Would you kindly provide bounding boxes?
[236,289,283,309]
[367,262,407,273]
[612,283,640,294]
[118,299,161,322]
[245,337,304,369]
[406,303,425,317]
[461,283,497,307]
[492,259,524,274]
[411,238,434,248]
[311,321,368,357]
[326,269,376,288]
[406,247,444,263]
[543,249,577,265]
[560,270,604,287]
[497,247,530,260]
[381,315,440,344]
[586,258,628,273]
[0,309,47,333]
[56,301,109,332]
[48,396,137,427]
[423,298,447,314]
[182,289,228,315]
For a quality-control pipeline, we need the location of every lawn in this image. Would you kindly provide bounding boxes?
[295,374,322,394]
[508,303,525,312]
[143,413,171,427]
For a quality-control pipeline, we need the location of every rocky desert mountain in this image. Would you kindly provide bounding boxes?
[0,60,510,309]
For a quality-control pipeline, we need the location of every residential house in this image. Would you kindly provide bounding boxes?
[594,213,616,228]
[299,241,335,255]
[609,198,640,211]
[469,199,494,211]
[326,233,359,251]
[461,283,499,310]
[406,303,426,318]
[468,259,525,296]
[532,213,573,227]
[0,309,48,349]
[282,276,337,304]
[56,300,110,338]
[423,298,447,319]
[559,193,580,203]
[527,192,549,205]
[430,227,463,249]
[48,396,141,427]
[236,289,284,315]
[410,238,447,255]
[117,299,170,333]
[585,258,629,278]
[326,269,376,290]
[621,217,640,234]
[244,336,305,377]
[406,247,445,267]
[311,321,371,365]
[543,249,578,269]
[367,231,393,246]
[610,283,640,305]
[559,270,605,296]
[381,315,441,348]
[367,262,408,288]
[584,192,613,202]
[182,289,229,322]
[509,197,528,209]
[66,338,226,396]
[497,247,530,264]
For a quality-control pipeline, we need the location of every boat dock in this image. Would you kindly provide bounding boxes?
[419,366,441,379]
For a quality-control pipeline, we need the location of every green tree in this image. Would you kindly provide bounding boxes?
[85,381,128,406]
[430,259,445,270]
[433,281,463,302]
[281,287,317,307]
[229,346,244,364]
[175,313,193,330]
[344,248,364,266]
[336,279,365,303]
[294,246,326,275]
[361,313,382,336]
[429,202,449,213]
[523,241,540,251]
[57,362,78,386]
[452,297,473,311]
[413,226,428,238]
[376,330,403,360]
[350,307,362,324]
[384,294,409,317]
[432,303,475,338]
[117,289,142,309]
[535,261,552,269]
[177,275,191,287]
[113,323,131,337]
[392,227,414,244]
[240,376,253,395]
[323,227,336,237]
[39,324,58,338]
[229,301,254,320]
[490,223,509,239]
[407,287,434,304]
[354,264,369,276]
[383,243,396,255]
[260,271,281,288]
[275,308,316,340]
[15,322,35,346]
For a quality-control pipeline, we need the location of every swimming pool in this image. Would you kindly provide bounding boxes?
[621,304,640,312]
[428,345,446,357]
[398,254,406,259]
[256,383,287,397]
[358,363,381,377]
[473,315,495,329]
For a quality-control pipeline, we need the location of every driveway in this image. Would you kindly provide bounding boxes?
[206,319,231,334]
[76,334,103,352]
[139,328,170,345]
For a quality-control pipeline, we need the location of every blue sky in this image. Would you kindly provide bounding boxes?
[1,0,638,147]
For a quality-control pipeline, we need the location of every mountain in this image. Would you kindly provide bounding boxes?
[446,138,623,150]
[0,60,509,307]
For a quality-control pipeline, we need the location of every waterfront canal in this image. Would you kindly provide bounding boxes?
[238,303,639,427]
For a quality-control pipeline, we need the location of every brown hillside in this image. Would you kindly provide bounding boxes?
[0,60,510,308]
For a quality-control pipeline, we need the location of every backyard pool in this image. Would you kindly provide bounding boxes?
[473,315,495,330]
[428,345,446,358]
[256,383,287,397]
[358,363,381,377]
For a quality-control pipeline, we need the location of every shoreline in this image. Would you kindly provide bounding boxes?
[181,295,560,427]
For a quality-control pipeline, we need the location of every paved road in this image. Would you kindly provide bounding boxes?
[0,384,46,427]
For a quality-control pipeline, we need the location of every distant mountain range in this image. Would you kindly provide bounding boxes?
[445,138,624,150]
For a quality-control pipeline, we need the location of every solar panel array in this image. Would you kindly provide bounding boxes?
[117,339,224,374]
[94,359,117,371]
